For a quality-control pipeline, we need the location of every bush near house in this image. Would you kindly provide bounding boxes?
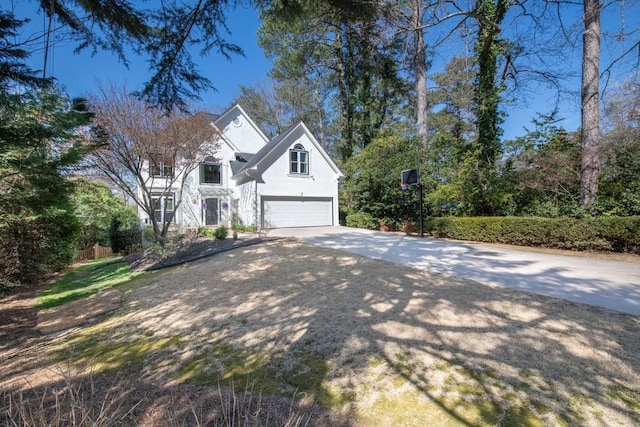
[198,226,229,240]
[213,226,229,240]
[426,216,640,254]
[109,216,142,255]
[231,215,257,233]
[346,212,377,229]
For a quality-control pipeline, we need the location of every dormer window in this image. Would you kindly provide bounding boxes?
[200,156,221,184]
[150,154,174,178]
[290,143,308,175]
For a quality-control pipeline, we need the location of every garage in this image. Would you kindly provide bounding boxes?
[262,196,334,229]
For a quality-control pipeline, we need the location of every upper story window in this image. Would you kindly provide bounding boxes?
[290,143,308,175]
[200,156,222,184]
[150,154,174,178]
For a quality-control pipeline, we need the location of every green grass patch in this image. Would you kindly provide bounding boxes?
[37,257,139,309]
[178,345,353,407]
[51,322,185,375]
[607,382,640,421]
[177,342,277,390]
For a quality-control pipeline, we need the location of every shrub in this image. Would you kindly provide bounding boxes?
[426,216,640,254]
[346,212,376,229]
[213,225,229,240]
[109,218,141,254]
[233,224,257,233]
[197,226,214,238]
[339,204,351,226]
[231,215,257,232]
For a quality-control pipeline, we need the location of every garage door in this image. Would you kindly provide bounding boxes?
[262,196,333,229]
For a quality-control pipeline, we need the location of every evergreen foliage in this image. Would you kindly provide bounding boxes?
[109,214,141,255]
[72,179,138,248]
[213,225,229,240]
[0,11,93,288]
[343,133,424,228]
[258,0,409,161]
[0,89,91,286]
[6,1,244,111]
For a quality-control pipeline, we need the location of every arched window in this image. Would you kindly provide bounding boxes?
[200,156,221,184]
[289,144,308,174]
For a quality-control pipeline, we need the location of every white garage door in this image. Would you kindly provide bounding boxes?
[262,197,333,229]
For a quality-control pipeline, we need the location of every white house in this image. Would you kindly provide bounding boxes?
[140,104,343,231]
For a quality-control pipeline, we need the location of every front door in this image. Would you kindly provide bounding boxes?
[204,198,219,225]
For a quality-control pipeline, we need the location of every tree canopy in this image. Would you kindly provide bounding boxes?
[254,0,639,220]
[5,0,244,110]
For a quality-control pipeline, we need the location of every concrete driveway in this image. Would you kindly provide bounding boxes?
[269,226,640,316]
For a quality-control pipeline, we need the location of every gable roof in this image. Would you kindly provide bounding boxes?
[231,121,343,181]
[211,104,270,145]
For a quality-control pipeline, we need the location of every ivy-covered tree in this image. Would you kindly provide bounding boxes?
[456,0,512,216]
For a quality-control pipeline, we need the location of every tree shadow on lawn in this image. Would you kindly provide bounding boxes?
[36,240,640,426]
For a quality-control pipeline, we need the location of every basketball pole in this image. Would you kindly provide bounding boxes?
[418,183,424,238]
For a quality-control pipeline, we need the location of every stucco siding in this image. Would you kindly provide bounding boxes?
[217,111,267,154]
[235,181,257,228]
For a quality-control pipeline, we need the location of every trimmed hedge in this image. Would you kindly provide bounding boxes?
[426,216,640,254]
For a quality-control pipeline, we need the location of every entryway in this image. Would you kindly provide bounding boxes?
[204,198,219,225]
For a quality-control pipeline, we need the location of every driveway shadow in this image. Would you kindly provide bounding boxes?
[301,231,640,316]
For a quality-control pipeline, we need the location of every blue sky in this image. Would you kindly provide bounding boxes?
[19,2,270,113]
[14,1,638,141]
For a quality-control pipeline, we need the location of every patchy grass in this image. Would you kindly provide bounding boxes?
[358,357,562,427]
[607,382,640,422]
[178,346,354,407]
[54,329,353,409]
[34,241,640,426]
[51,322,185,375]
[47,314,633,427]
[37,258,139,309]
[177,342,277,391]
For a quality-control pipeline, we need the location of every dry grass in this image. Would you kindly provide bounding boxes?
[1,369,328,426]
[2,239,639,425]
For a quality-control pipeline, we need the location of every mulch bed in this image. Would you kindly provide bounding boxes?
[124,235,284,271]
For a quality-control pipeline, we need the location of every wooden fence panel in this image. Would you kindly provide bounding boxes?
[75,244,113,263]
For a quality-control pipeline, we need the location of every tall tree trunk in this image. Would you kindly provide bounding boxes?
[337,23,354,162]
[414,0,428,149]
[580,0,601,209]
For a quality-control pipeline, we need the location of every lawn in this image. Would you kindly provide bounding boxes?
[36,257,139,309]
[22,241,640,426]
